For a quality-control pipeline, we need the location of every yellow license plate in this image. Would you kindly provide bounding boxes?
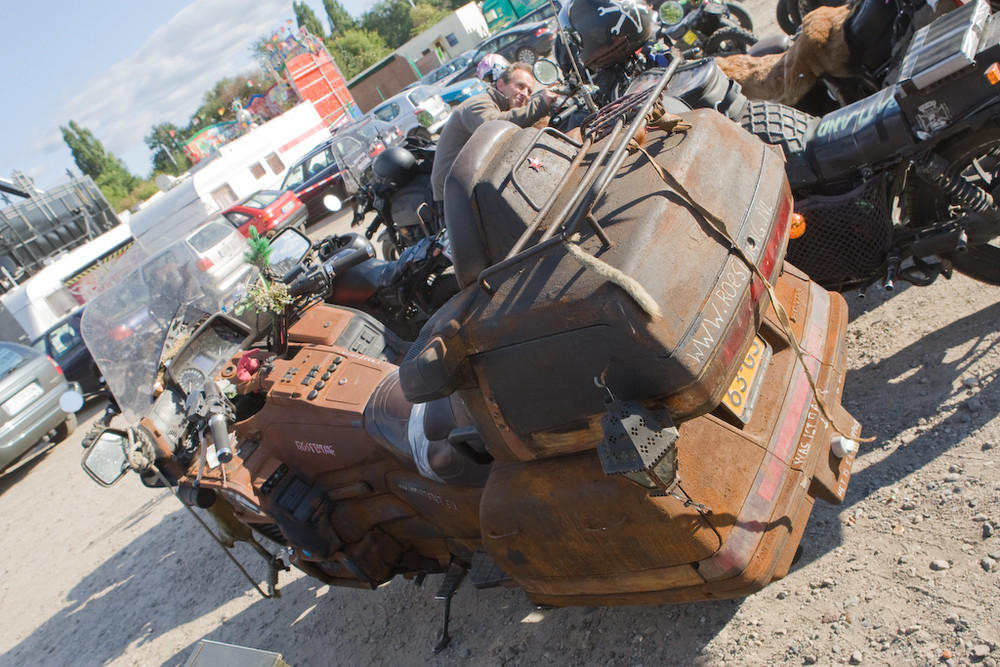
[683,31,699,45]
[722,336,771,424]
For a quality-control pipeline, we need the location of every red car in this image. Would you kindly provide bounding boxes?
[221,190,307,238]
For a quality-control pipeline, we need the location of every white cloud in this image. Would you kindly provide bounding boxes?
[53,0,294,176]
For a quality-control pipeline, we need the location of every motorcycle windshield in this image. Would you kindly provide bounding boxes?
[81,221,257,424]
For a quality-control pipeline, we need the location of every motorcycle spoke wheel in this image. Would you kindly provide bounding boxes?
[705,26,757,55]
[904,121,1000,285]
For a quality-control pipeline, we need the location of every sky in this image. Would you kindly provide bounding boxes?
[0,0,377,193]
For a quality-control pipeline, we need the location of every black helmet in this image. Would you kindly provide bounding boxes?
[373,146,418,185]
[569,0,655,69]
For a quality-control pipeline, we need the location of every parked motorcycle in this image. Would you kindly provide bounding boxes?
[352,139,441,261]
[553,0,758,108]
[78,67,861,650]
[634,0,1000,292]
[658,0,757,56]
[761,0,954,115]
[290,213,458,341]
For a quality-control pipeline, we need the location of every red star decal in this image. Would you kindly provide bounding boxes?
[527,157,544,172]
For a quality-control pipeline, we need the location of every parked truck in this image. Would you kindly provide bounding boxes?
[480,0,548,31]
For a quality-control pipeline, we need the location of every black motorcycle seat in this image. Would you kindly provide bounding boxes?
[328,259,402,306]
[443,120,521,288]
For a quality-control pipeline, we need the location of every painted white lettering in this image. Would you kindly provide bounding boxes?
[295,440,337,456]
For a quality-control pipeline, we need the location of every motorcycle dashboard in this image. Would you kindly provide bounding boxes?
[167,315,254,396]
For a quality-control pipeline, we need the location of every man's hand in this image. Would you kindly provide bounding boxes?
[540,86,560,106]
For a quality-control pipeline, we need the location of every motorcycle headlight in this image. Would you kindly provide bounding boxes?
[659,0,685,25]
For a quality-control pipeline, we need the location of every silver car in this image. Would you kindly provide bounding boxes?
[0,341,80,473]
[369,86,452,141]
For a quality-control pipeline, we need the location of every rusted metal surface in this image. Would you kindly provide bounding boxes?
[137,87,861,606]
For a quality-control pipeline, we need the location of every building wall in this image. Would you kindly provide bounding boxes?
[395,3,490,66]
[346,2,490,111]
[348,57,422,113]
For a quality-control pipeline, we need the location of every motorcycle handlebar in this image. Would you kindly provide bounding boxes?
[288,265,329,298]
[323,244,375,277]
[287,241,375,299]
[203,380,232,463]
[552,101,581,128]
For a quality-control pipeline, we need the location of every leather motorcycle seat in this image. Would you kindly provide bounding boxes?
[443,120,521,288]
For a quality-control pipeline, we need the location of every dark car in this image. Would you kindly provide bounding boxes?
[30,308,103,395]
[220,189,307,238]
[453,20,557,81]
[280,137,375,223]
[0,341,79,473]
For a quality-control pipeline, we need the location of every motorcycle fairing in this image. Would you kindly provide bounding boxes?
[178,305,487,587]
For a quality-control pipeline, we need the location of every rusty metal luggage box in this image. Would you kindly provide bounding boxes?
[404,109,791,459]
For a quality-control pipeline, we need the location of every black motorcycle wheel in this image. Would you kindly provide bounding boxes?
[382,237,400,261]
[726,3,754,31]
[904,121,1000,285]
[776,0,801,34]
[705,26,758,55]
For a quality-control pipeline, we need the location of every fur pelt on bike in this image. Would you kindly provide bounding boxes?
[714,5,853,104]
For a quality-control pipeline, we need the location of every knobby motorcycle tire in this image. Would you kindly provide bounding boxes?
[706,26,758,55]
[905,120,1000,285]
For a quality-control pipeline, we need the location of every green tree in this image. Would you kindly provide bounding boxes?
[323,0,357,36]
[410,2,450,36]
[361,0,413,49]
[294,1,327,39]
[191,72,270,126]
[60,120,140,204]
[59,121,108,180]
[325,29,392,78]
[144,123,192,176]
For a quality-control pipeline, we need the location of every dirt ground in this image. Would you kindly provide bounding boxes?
[3,7,1000,667]
[3,269,999,667]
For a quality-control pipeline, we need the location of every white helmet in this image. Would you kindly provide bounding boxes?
[477,54,511,84]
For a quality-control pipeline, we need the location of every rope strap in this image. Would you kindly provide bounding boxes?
[631,120,868,443]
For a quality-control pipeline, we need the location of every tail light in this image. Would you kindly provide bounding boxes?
[535,27,550,37]
[670,184,793,417]
[196,257,214,272]
[46,356,64,375]
[110,325,133,341]
[722,186,793,358]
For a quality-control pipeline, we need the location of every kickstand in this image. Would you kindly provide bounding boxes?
[433,562,466,654]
